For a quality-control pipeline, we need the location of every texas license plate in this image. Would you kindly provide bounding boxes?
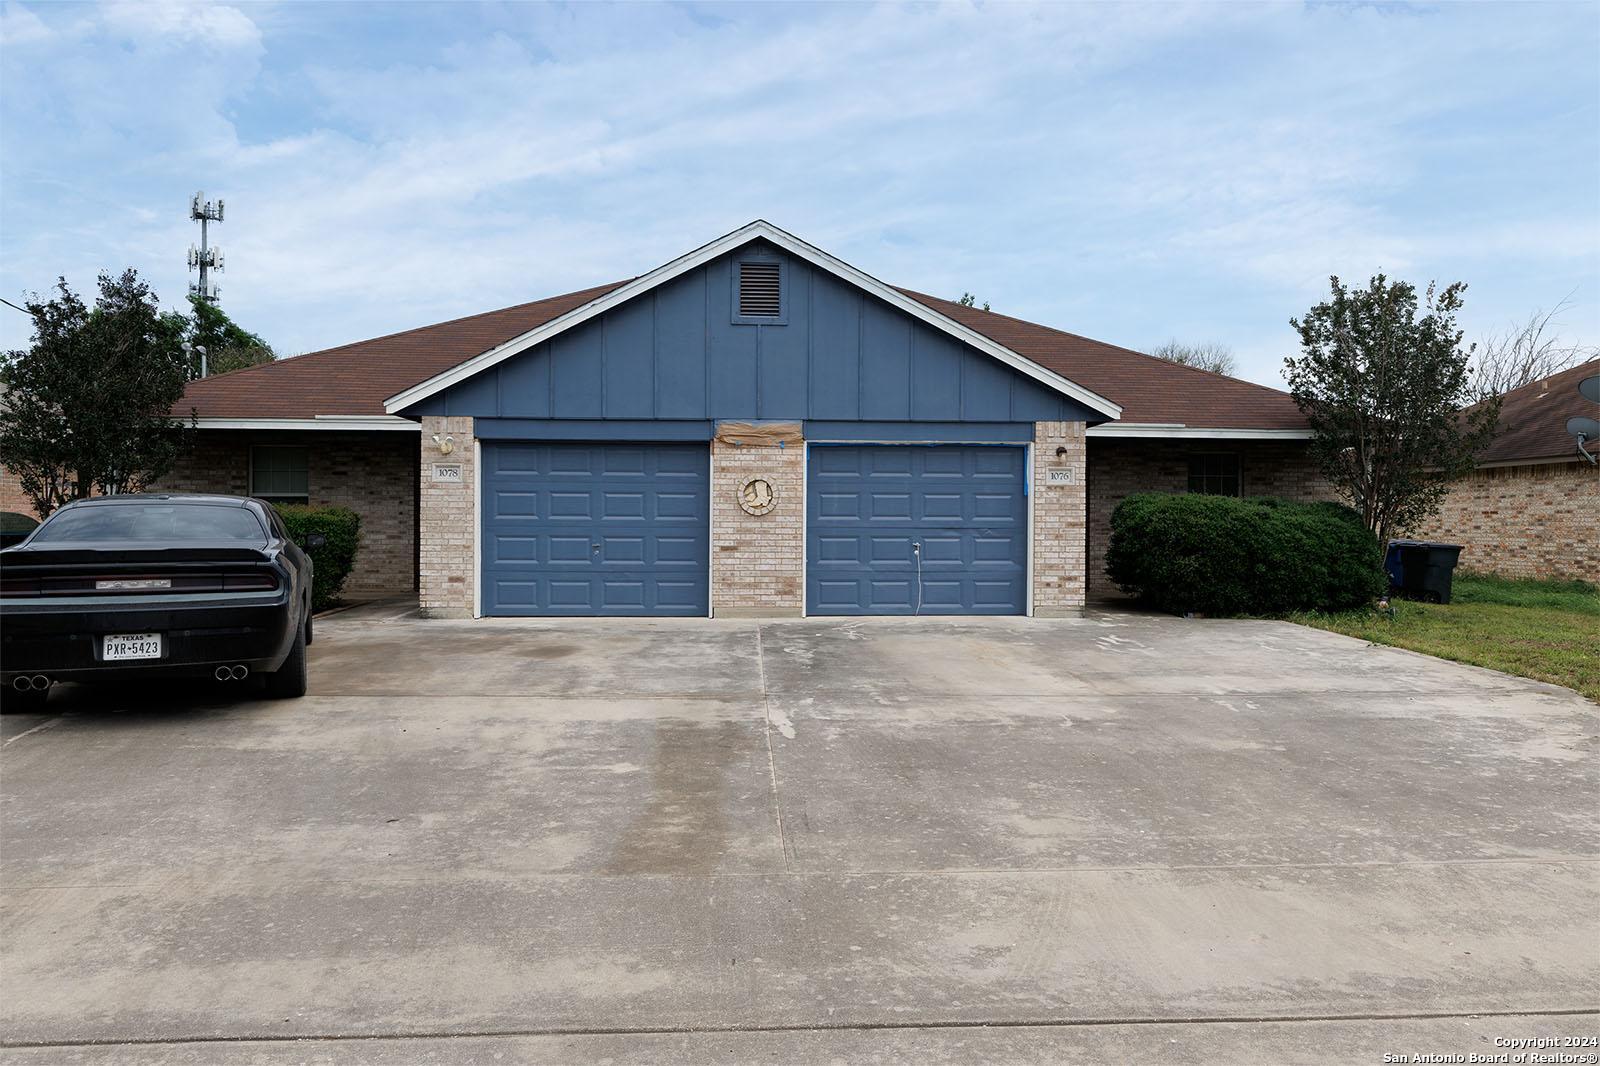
[103,633,162,661]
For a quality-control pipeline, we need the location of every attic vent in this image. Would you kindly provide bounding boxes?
[738,261,782,318]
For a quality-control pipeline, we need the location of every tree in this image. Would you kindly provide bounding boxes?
[957,292,990,311]
[0,271,194,516]
[184,294,274,377]
[1148,340,1238,377]
[1468,292,1597,402]
[1284,275,1498,545]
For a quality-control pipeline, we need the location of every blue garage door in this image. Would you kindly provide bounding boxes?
[807,445,1027,615]
[481,442,709,616]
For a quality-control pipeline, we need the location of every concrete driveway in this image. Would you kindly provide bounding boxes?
[2,606,1596,1063]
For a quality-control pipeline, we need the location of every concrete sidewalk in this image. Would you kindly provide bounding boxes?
[2,611,1596,1063]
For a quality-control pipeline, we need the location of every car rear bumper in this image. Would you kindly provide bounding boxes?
[0,594,299,683]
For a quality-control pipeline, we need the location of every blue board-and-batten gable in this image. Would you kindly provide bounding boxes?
[404,241,1102,425]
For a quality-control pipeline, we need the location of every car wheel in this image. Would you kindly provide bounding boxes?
[1,682,50,714]
[304,609,314,647]
[265,622,308,699]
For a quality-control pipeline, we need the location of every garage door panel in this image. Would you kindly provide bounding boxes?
[817,536,859,563]
[655,536,702,564]
[482,442,709,616]
[869,450,914,475]
[603,449,647,475]
[820,493,857,517]
[654,449,705,476]
[548,581,593,608]
[973,535,1018,563]
[547,536,589,563]
[602,537,645,564]
[814,580,859,608]
[868,536,912,563]
[920,580,964,606]
[974,493,1016,519]
[655,580,703,608]
[868,579,915,609]
[870,493,911,519]
[919,535,965,564]
[601,581,645,608]
[495,535,540,563]
[601,492,645,519]
[493,491,539,518]
[808,444,1026,616]
[548,492,592,519]
[655,491,700,519]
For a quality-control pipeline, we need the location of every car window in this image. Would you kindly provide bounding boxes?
[33,504,269,543]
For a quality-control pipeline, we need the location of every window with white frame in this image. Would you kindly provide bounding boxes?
[250,446,309,503]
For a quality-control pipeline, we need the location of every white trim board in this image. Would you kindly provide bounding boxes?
[195,417,420,432]
[1086,424,1313,440]
[383,220,1124,421]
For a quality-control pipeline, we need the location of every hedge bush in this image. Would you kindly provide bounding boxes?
[272,503,361,612]
[1105,493,1384,616]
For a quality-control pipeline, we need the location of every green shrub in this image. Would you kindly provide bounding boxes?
[272,503,361,612]
[1105,493,1385,616]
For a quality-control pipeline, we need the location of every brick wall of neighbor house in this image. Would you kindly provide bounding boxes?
[418,416,476,617]
[1,465,38,516]
[1032,421,1089,614]
[1086,439,1335,598]
[711,436,804,617]
[151,431,418,596]
[1416,461,1598,581]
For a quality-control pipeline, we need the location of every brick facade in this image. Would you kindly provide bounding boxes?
[711,436,804,617]
[1416,461,1597,581]
[1,465,38,517]
[417,416,476,617]
[1086,439,1335,598]
[1031,421,1089,614]
[148,431,418,597]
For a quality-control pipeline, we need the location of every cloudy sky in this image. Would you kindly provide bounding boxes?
[2,1,1596,387]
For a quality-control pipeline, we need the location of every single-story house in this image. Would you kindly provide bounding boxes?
[45,221,1340,616]
[1417,358,1598,581]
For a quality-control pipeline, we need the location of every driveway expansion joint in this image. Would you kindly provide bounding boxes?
[6,1008,1598,1051]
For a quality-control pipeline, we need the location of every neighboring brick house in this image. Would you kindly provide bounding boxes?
[5,221,1345,615]
[1,465,35,517]
[1417,360,1599,582]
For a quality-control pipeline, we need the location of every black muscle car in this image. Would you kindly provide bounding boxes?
[1,494,316,710]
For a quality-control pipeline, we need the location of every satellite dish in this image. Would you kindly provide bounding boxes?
[1568,416,1600,439]
[1580,375,1600,404]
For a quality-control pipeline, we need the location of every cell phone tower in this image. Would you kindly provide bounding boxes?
[187,191,225,302]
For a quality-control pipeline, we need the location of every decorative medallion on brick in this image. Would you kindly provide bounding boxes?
[738,476,778,516]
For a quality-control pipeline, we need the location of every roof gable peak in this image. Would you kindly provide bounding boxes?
[384,221,1122,420]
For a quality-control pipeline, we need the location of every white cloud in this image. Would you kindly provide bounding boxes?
[2,0,1596,386]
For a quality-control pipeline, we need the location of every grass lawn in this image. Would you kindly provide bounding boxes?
[1292,571,1600,702]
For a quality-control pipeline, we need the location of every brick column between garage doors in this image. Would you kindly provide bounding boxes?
[419,416,476,618]
[1032,421,1088,615]
[711,435,804,618]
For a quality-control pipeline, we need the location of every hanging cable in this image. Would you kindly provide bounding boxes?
[913,540,922,616]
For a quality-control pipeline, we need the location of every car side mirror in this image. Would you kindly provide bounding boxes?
[303,533,327,550]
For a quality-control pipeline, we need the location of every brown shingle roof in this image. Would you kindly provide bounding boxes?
[1471,357,1600,465]
[898,290,1308,430]
[182,276,1308,430]
[182,280,628,419]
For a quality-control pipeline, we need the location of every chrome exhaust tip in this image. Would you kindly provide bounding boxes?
[214,666,233,682]
[230,665,248,680]
[12,676,34,692]
[30,675,49,691]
